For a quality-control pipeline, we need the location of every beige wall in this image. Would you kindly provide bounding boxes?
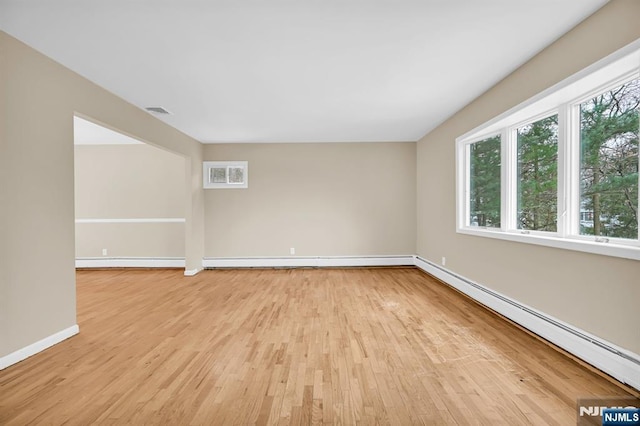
[75,224,185,258]
[74,144,186,258]
[417,0,640,354]
[0,31,204,359]
[75,144,186,219]
[204,143,416,257]
[0,42,7,351]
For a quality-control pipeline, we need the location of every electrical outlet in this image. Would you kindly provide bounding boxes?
[102,248,108,256]
[290,247,295,255]
[441,257,446,266]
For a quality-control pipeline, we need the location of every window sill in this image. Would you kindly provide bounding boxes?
[457,227,640,261]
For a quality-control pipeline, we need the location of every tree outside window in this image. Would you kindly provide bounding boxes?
[580,79,639,240]
[517,115,558,232]
[469,136,501,228]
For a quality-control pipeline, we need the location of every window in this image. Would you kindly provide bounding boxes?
[579,79,639,240]
[456,41,640,260]
[469,135,501,228]
[203,161,248,189]
[517,115,558,232]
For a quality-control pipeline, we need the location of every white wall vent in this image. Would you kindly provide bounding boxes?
[203,161,248,189]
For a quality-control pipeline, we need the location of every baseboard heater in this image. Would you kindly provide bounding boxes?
[202,255,415,269]
[414,255,639,391]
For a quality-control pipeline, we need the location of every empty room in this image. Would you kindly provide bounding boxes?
[1,1,639,425]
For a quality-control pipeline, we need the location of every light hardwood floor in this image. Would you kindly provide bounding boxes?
[0,268,635,425]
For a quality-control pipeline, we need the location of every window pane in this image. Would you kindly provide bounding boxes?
[579,79,639,240]
[210,167,227,183]
[469,135,501,228]
[228,166,245,184]
[517,115,558,232]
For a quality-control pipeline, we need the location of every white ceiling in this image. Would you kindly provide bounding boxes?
[0,0,608,144]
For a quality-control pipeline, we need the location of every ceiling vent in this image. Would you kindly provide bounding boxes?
[145,106,172,115]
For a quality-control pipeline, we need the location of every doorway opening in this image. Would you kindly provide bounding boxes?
[73,116,186,269]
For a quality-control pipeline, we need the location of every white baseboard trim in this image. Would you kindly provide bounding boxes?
[203,255,415,269]
[0,325,79,370]
[414,256,640,391]
[76,257,185,268]
[184,267,203,276]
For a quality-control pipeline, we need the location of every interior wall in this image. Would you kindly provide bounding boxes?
[0,43,7,352]
[204,142,416,257]
[74,144,185,258]
[417,0,640,354]
[0,31,204,359]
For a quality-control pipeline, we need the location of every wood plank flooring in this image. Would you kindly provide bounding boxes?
[0,268,635,425]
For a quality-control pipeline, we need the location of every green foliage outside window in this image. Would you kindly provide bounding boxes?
[469,136,501,228]
[580,79,639,240]
[517,115,558,232]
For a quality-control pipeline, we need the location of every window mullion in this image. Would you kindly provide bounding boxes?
[565,104,581,237]
[557,104,569,238]
[501,128,516,231]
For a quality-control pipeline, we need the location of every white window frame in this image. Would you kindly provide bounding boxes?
[455,40,640,261]
[203,161,249,189]
[460,133,503,229]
